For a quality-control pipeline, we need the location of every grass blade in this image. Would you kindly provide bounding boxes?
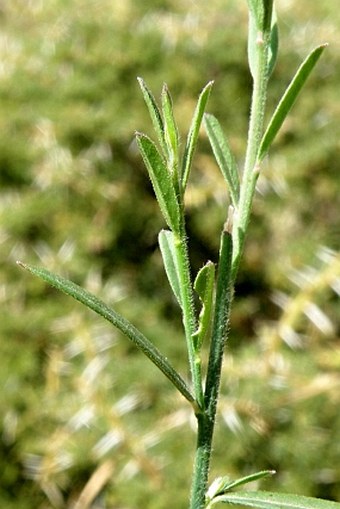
[181,81,214,190]
[158,229,182,308]
[258,43,327,161]
[212,490,340,509]
[17,262,195,405]
[136,133,181,233]
[137,77,167,156]
[204,114,240,206]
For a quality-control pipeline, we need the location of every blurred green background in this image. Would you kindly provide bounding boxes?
[0,1,339,508]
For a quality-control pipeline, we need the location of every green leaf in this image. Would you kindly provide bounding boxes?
[192,261,215,351]
[212,490,340,509]
[258,43,327,161]
[161,83,179,170]
[207,471,275,505]
[17,262,195,405]
[204,114,240,206]
[158,229,182,308]
[136,133,181,233]
[181,81,214,190]
[219,471,276,495]
[137,77,167,156]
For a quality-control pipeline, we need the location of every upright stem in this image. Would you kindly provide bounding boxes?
[190,226,233,509]
[232,17,272,280]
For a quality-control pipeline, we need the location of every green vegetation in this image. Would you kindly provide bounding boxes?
[1,1,340,508]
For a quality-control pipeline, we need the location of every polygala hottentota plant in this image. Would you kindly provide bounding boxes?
[18,1,339,509]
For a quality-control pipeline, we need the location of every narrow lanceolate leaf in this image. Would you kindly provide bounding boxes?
[158,229,182,308]
[17,262,195,405]
[258,43,328,161]
[215,470,276,495]
[137,77,167,156]
[207,471,275,505]
[181,81,214,190]
[136,133,181,233]
[161,84,179,170]
[211,490,340,509]
[192,261,215,351]
[204,114,240,206]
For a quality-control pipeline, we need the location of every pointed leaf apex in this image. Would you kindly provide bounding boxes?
[181,81,214,190]
[258,43,328,161]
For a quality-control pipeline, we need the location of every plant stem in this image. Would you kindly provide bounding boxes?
[190,411,214,509]
[231,15,272,280]
[190,225,233,509]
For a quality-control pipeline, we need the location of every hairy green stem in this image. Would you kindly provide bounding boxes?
[190,226,233,509]
[232,17,272,280]
[190,412,214,509]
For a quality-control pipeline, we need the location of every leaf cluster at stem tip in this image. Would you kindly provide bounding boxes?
[136,77,213,204]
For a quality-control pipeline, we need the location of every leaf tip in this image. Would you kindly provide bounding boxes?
[16,260,26,269]
[162,82,169,93]
[135,131,148,142]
